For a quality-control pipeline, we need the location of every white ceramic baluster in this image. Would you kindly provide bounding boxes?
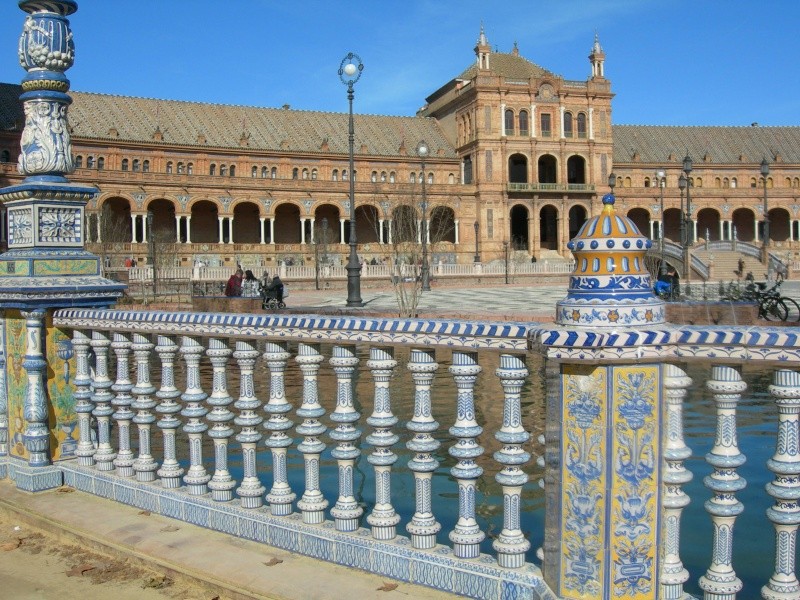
[699,365,746,599]
[448,350,485,559]
[180,336,210,495]
[406,348,441,549]
[20,311,49,467]
[233,340,265,508]
[762,369,800,600]
[111,332,135,477]
[155,335,184,488]
[329,344,362,532]
[295,342,328,524]
[206,338,236,502]
[263,341,295,516]
[90,331,116,471]
[661,364,693,599]
[0,310,6,458]
[72,330,95,467]
[131,333,158,482]
[493,353,530,568]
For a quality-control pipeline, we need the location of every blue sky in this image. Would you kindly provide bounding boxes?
[0,0,796,126]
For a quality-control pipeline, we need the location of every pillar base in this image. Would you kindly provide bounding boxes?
[7,458,63,492]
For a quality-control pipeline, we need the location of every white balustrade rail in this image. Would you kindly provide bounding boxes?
[45,308,800,600]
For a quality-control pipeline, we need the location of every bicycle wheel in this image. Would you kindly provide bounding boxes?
[781,297,800,323]
[763,298,788,322]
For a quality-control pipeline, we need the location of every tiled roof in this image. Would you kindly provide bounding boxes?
[457,52,557,82]
[613,124,800,165]
[0,83,457,159]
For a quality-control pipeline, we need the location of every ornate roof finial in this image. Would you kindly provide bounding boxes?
[592,31,603,54]
[477,22,488,46]
[512,40,519,56]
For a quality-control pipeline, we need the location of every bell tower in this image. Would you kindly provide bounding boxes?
[589,33,606,79]
[474,24,491,71]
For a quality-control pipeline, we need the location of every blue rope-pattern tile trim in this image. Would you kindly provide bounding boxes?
[53,309,532,351]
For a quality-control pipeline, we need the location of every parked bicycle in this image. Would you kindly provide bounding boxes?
[742,278,800,323]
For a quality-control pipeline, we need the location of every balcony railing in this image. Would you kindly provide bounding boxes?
[8,306,791,599]
[507,182,596,193]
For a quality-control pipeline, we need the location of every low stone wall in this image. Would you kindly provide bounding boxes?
[192,297,263,313]
[665,301,759,325]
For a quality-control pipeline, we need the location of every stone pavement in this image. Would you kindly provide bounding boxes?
[284,283,565,322]
[0,481,456,600]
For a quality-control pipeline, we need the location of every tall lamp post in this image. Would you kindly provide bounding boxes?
[473,221,480,262]
[146,210,156,300]
[314,217,328,291]
[339,52,364,307]
[656,169,666,276]
[417,140,431,291]
[681,155,693,282]
[761,158,771,278]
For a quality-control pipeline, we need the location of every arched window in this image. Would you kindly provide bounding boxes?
[177,162,184,174]
[616,177,623,188]
[518,110,529,135]
[332,169,339,181]
[97,157,105,170]
[262,166,268,178]
[371,171,377,183]
[380,171,387,182]
[389,171,396,183]
[187,163,194,175]
[644,177,651,188]
[750,177,757,188]
[463,156,473,184]
[302,168,309,180]
[143,160,150,172]
[577,113,587,138]
[624,176,632,187]
[715,177,721,188]
[229,165,235,177]
[220,165,227,176]
[270,167,277,178]
[0,150,9,162]
[731,178,737,188]
[292,167,299,179]
[427,173,433,184]
[418,174,424,184]
[504,109,515,135]
[209,163,216,176]
[122,158,129,171]
[695,177,702,188]
[564,112,573,138]
[166,161,173,174]
[723,177,729,188]
[75,155,83,168]
[87,155,95,168]
[342,169,349,181]
[132,159,140,172]
[353,170,357,181]
[448,173,455,184]
[311,169,317,180]
[252,166,258,177]
[410,172,416,183]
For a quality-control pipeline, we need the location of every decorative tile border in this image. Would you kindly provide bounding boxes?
[48,462,557,600]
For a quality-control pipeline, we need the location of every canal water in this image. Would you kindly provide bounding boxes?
[152,345,777,597]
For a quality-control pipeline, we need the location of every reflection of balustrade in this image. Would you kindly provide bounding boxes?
[40,308,800,599]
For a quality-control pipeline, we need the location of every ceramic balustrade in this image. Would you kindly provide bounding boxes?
[36,308,800,600]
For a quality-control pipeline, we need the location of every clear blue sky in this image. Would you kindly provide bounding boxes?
[0,0,796,126]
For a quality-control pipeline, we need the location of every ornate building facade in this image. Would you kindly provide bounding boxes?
[1,28,799,273]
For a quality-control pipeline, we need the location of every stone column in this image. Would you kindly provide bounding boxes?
[21,310,49,468]
[185,215,192,243]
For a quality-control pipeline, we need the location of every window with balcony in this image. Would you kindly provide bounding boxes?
[504,109,514,135]
[577,113,587,138]
[540,114,552,137]
[518,110,529,136]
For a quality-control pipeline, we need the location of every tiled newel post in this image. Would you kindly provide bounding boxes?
[0,1,123,490]
[532,192,667,599]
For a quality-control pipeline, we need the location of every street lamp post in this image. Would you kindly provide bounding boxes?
[761,158,771,278]
[656,169,666,276]
[503,240,509,284]
[678,173,687,277]
[473,221,480,262]
[682,155,693,282]
[339,52,364,307]
[417,140,431,292]
[146,210,156,301]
